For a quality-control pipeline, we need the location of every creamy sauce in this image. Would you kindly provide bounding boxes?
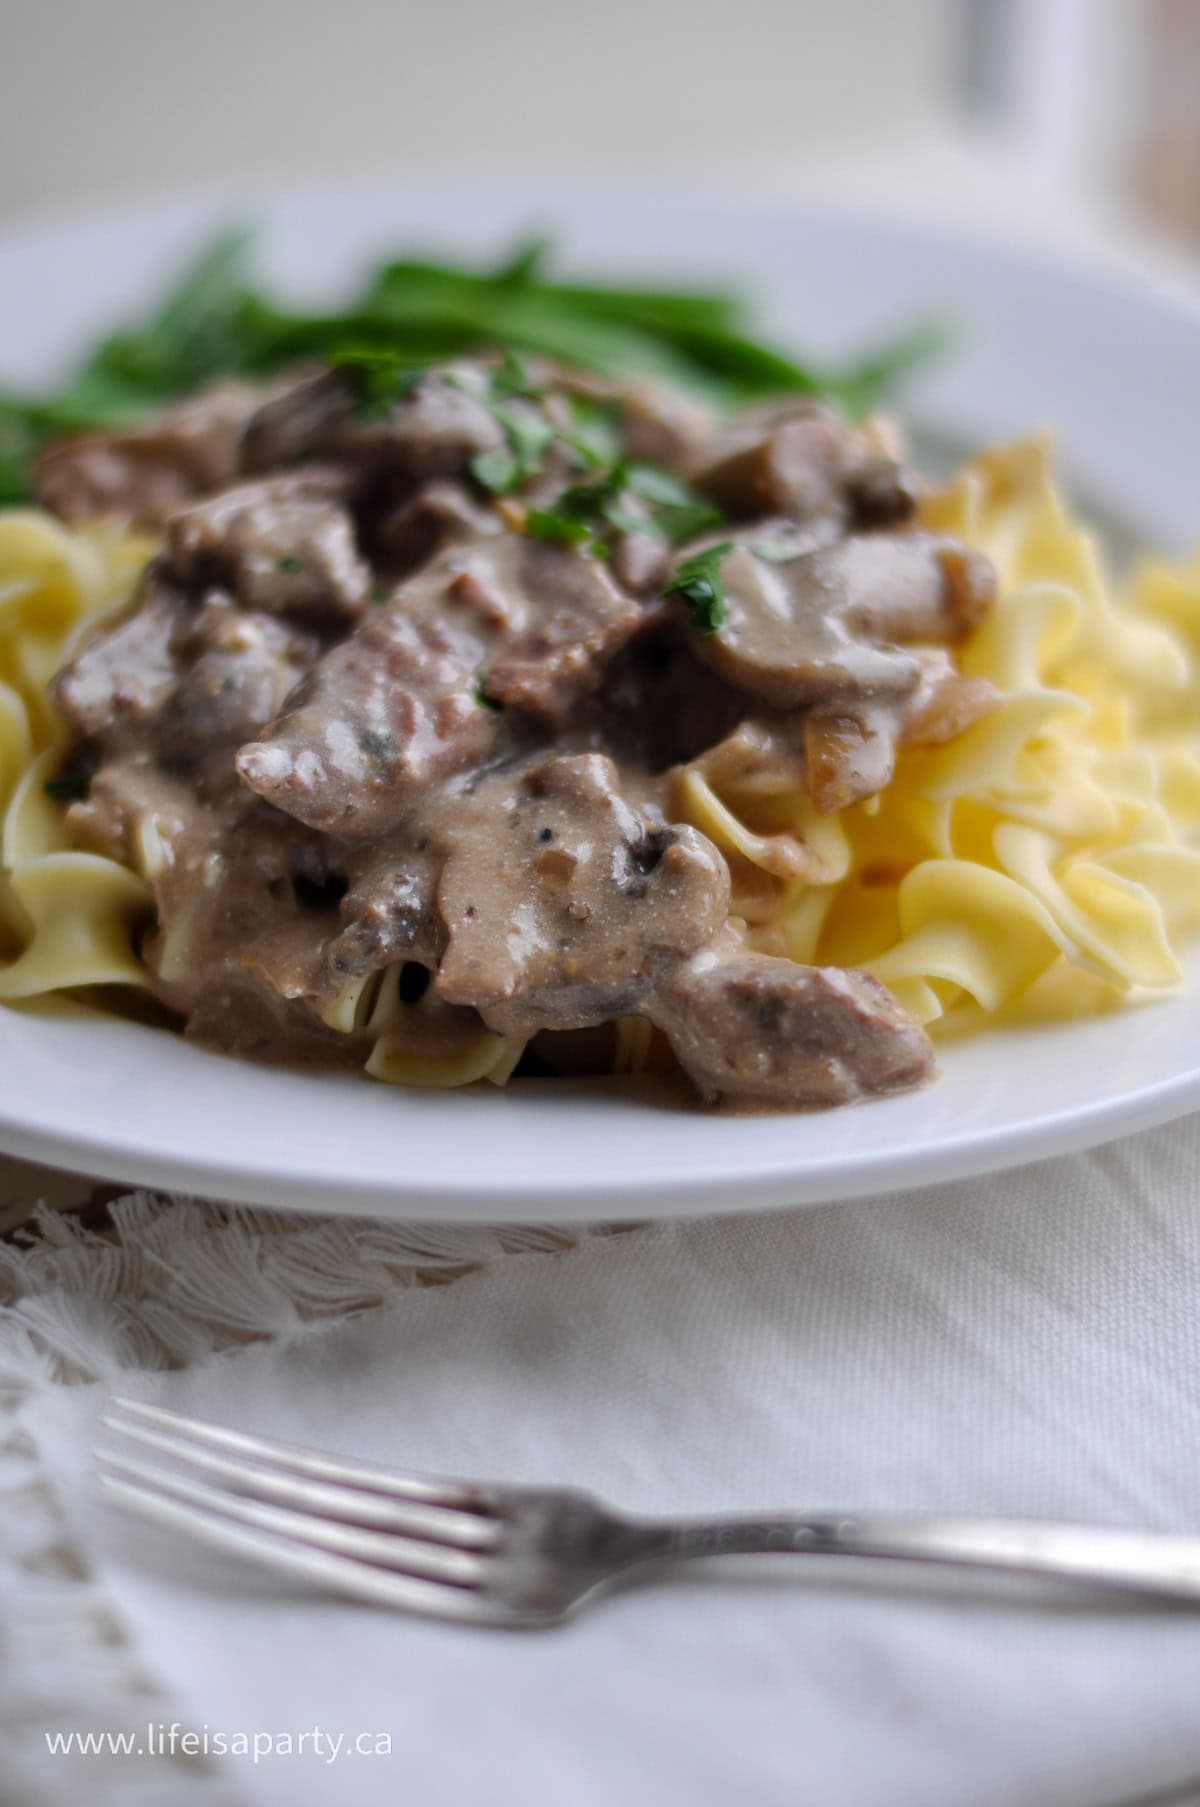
[44,358,1000,1107]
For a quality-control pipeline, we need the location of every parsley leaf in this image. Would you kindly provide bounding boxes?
[469,446,521,492]
[277,554,304,573]
[525,509,599,548]
[562,395,621,469]
[490,348,543,399]
[651,498,724,544]
[331,345,425,420]
[471,400,556,494]
[472,675,504,711]
[664,541,735,637]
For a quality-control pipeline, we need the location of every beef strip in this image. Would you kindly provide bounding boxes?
[54,553,319,811]
[237,534,646,829]
[434,752,730,1042]
[235,603,502,835]
[165,470,369,624]
[371,479,502,569]
[239,366,504,480]
[647,938,935,1107]
[35,381,274,528]
[685,530,995,710]
[478,542,644,722]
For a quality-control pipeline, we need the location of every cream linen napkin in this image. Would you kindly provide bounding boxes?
[8,1116,1200,1807]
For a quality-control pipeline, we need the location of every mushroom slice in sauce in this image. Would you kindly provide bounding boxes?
[434,752,731,1042]
[686,529,995,711]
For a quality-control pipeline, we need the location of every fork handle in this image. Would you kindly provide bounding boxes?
[638,1514,1200,1602]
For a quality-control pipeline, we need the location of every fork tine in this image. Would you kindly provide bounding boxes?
[96,1469,522,1626]
[101,1414,499,1551]
[96,1450,488,1588]
[108,1397,491,1510]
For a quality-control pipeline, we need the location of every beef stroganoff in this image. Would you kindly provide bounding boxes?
[1,245,1197,1111]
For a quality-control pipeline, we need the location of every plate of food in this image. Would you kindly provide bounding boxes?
[0,185,1197,1221]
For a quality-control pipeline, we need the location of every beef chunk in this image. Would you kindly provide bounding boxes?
[144,809,365,1064]
[166,471,369,624]
[648,946,935,1107]
[239,366,504,480]
[233,544,513,835]
[152,604,314,780]
[35,382,270,528]
[52,566,188,741]
[479,542,644,723]
[434,752,730,1042]
[372,480,501,568]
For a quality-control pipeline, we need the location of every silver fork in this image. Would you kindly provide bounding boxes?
[97,1398,1200,1628]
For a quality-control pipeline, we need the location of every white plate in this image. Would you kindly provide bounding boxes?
[2,184,1198,1222]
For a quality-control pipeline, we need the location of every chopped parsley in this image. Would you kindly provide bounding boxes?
[663,541,734,637]
[518,455,722,557]
[622,463,722,542]
[472,675,504,711]
[277,553,304,573]
[562,395,622,470]
[470,400,556,494]
[651,498,724,544]
[525,508,602,552]
[331,346,425,420]
[490,348,544,400]
[623,463,691,506]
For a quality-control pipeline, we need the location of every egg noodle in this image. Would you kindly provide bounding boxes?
[2,437,1199,1082]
